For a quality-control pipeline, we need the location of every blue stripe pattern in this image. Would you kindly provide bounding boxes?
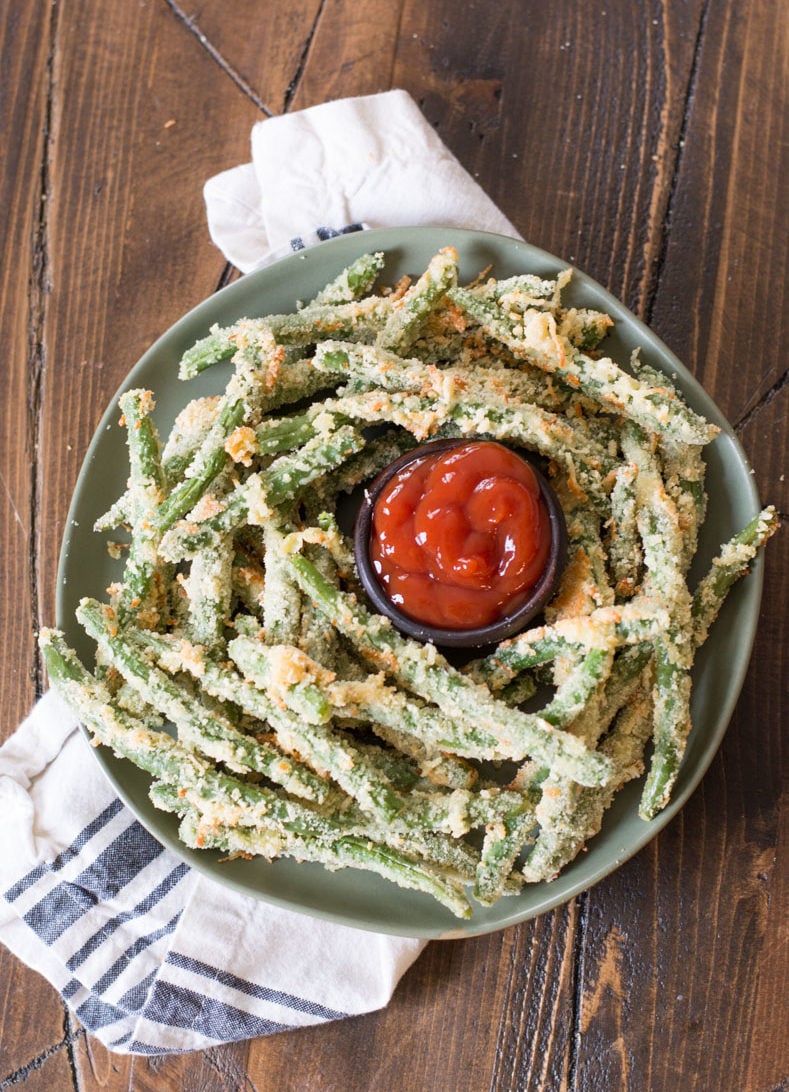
[117,969,158,1014]
[76,993,131,1031]
[89,911,183,997]
[145,979,298,1040]
[4,798,124,902]
[22,821,165,944]
[66,863,188,971]
[166,951,348,1020]
[289,223,364,252]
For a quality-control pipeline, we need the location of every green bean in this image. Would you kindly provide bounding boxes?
[605,461,642,598]
[468,599,668,691]
[523,686,654,882]
[691,506,778,646]
[308,251,385,306]
[328,674,503,760]
[179,299,394,383]
[303,428,418,513]
[178,327,237,380]
[321,388,613,508]
[47,247,780,913]
[471,271,563,304]
[176,810,473,919]
[135,627,407,822]
[159,424,365,560]
[230,543,266,616]
[474,808,535,905]
[621,423,694,821]
[93,494,132,534]
[314,339,586,419]
[449,286,719,444]
[74,599,329,801]
[155,358,332,536]
[288,551,613,787]
[228,634,333,726]
[183,536,233,652]
[376,246,458,353]
[361,720,478,791]
[114,389,168,627]
[260,520,302,645]
[162,395,224,486]
[40,629,333,813]
[557,307,614,351]
[297,540,342,666]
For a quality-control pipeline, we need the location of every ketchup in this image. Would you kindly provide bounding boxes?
[370,441,552,630]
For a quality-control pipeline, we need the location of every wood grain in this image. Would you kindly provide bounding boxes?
[574,2,788,1087]
[0,949,67,1079]
[388,0,708,315]
[1,1043,77,1092]
[648,0,789,420]
[287,0,405,111]
[36,0,262,635]
[0,0,50,736]
[0,1,73,1075]
[0,0,785,1088]
[168,0,325,114]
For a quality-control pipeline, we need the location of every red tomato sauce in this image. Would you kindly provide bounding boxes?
[370,441,552,630]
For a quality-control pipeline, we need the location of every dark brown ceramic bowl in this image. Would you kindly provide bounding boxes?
[353,438,568,648]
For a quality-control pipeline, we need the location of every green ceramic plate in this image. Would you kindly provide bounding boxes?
[57,227,765,939]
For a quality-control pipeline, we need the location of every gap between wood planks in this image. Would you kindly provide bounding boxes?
[566,890,590,1091]
[734,369,789,434]
[161,0,330,117]
[27,0,60,706]
[0,1011,85,1090]
[644,0,712,330]
[161,0,273,115]
[160,0,328,297]
[282,0,327,111]
[1,1039,72,1089]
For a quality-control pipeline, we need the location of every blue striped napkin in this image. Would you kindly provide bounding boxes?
[0,693,424,1054]
[1,91,519,1054]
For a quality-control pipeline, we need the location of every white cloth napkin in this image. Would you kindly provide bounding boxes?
[204,89,519,272]
[1,90,519,1056]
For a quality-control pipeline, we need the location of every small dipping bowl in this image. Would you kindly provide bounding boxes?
[353,438,568,649]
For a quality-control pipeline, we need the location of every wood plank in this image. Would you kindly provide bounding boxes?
[287,0,405,112]
[573,0,788,1085]
[743,728,789,1092]
[1,1044,76,1092]
[0,950,68,1080]
[0,0,50,737]
[737,388,789,516]
[0,1,74,1077]
[487,907,579,1092]
[170,0,324,115]
[35,0,262,636]
[648,0,788,423]
[31,3,301,1084]
[385,0,706,314]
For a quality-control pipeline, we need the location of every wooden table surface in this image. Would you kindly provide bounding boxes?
[1,1,786,1089]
